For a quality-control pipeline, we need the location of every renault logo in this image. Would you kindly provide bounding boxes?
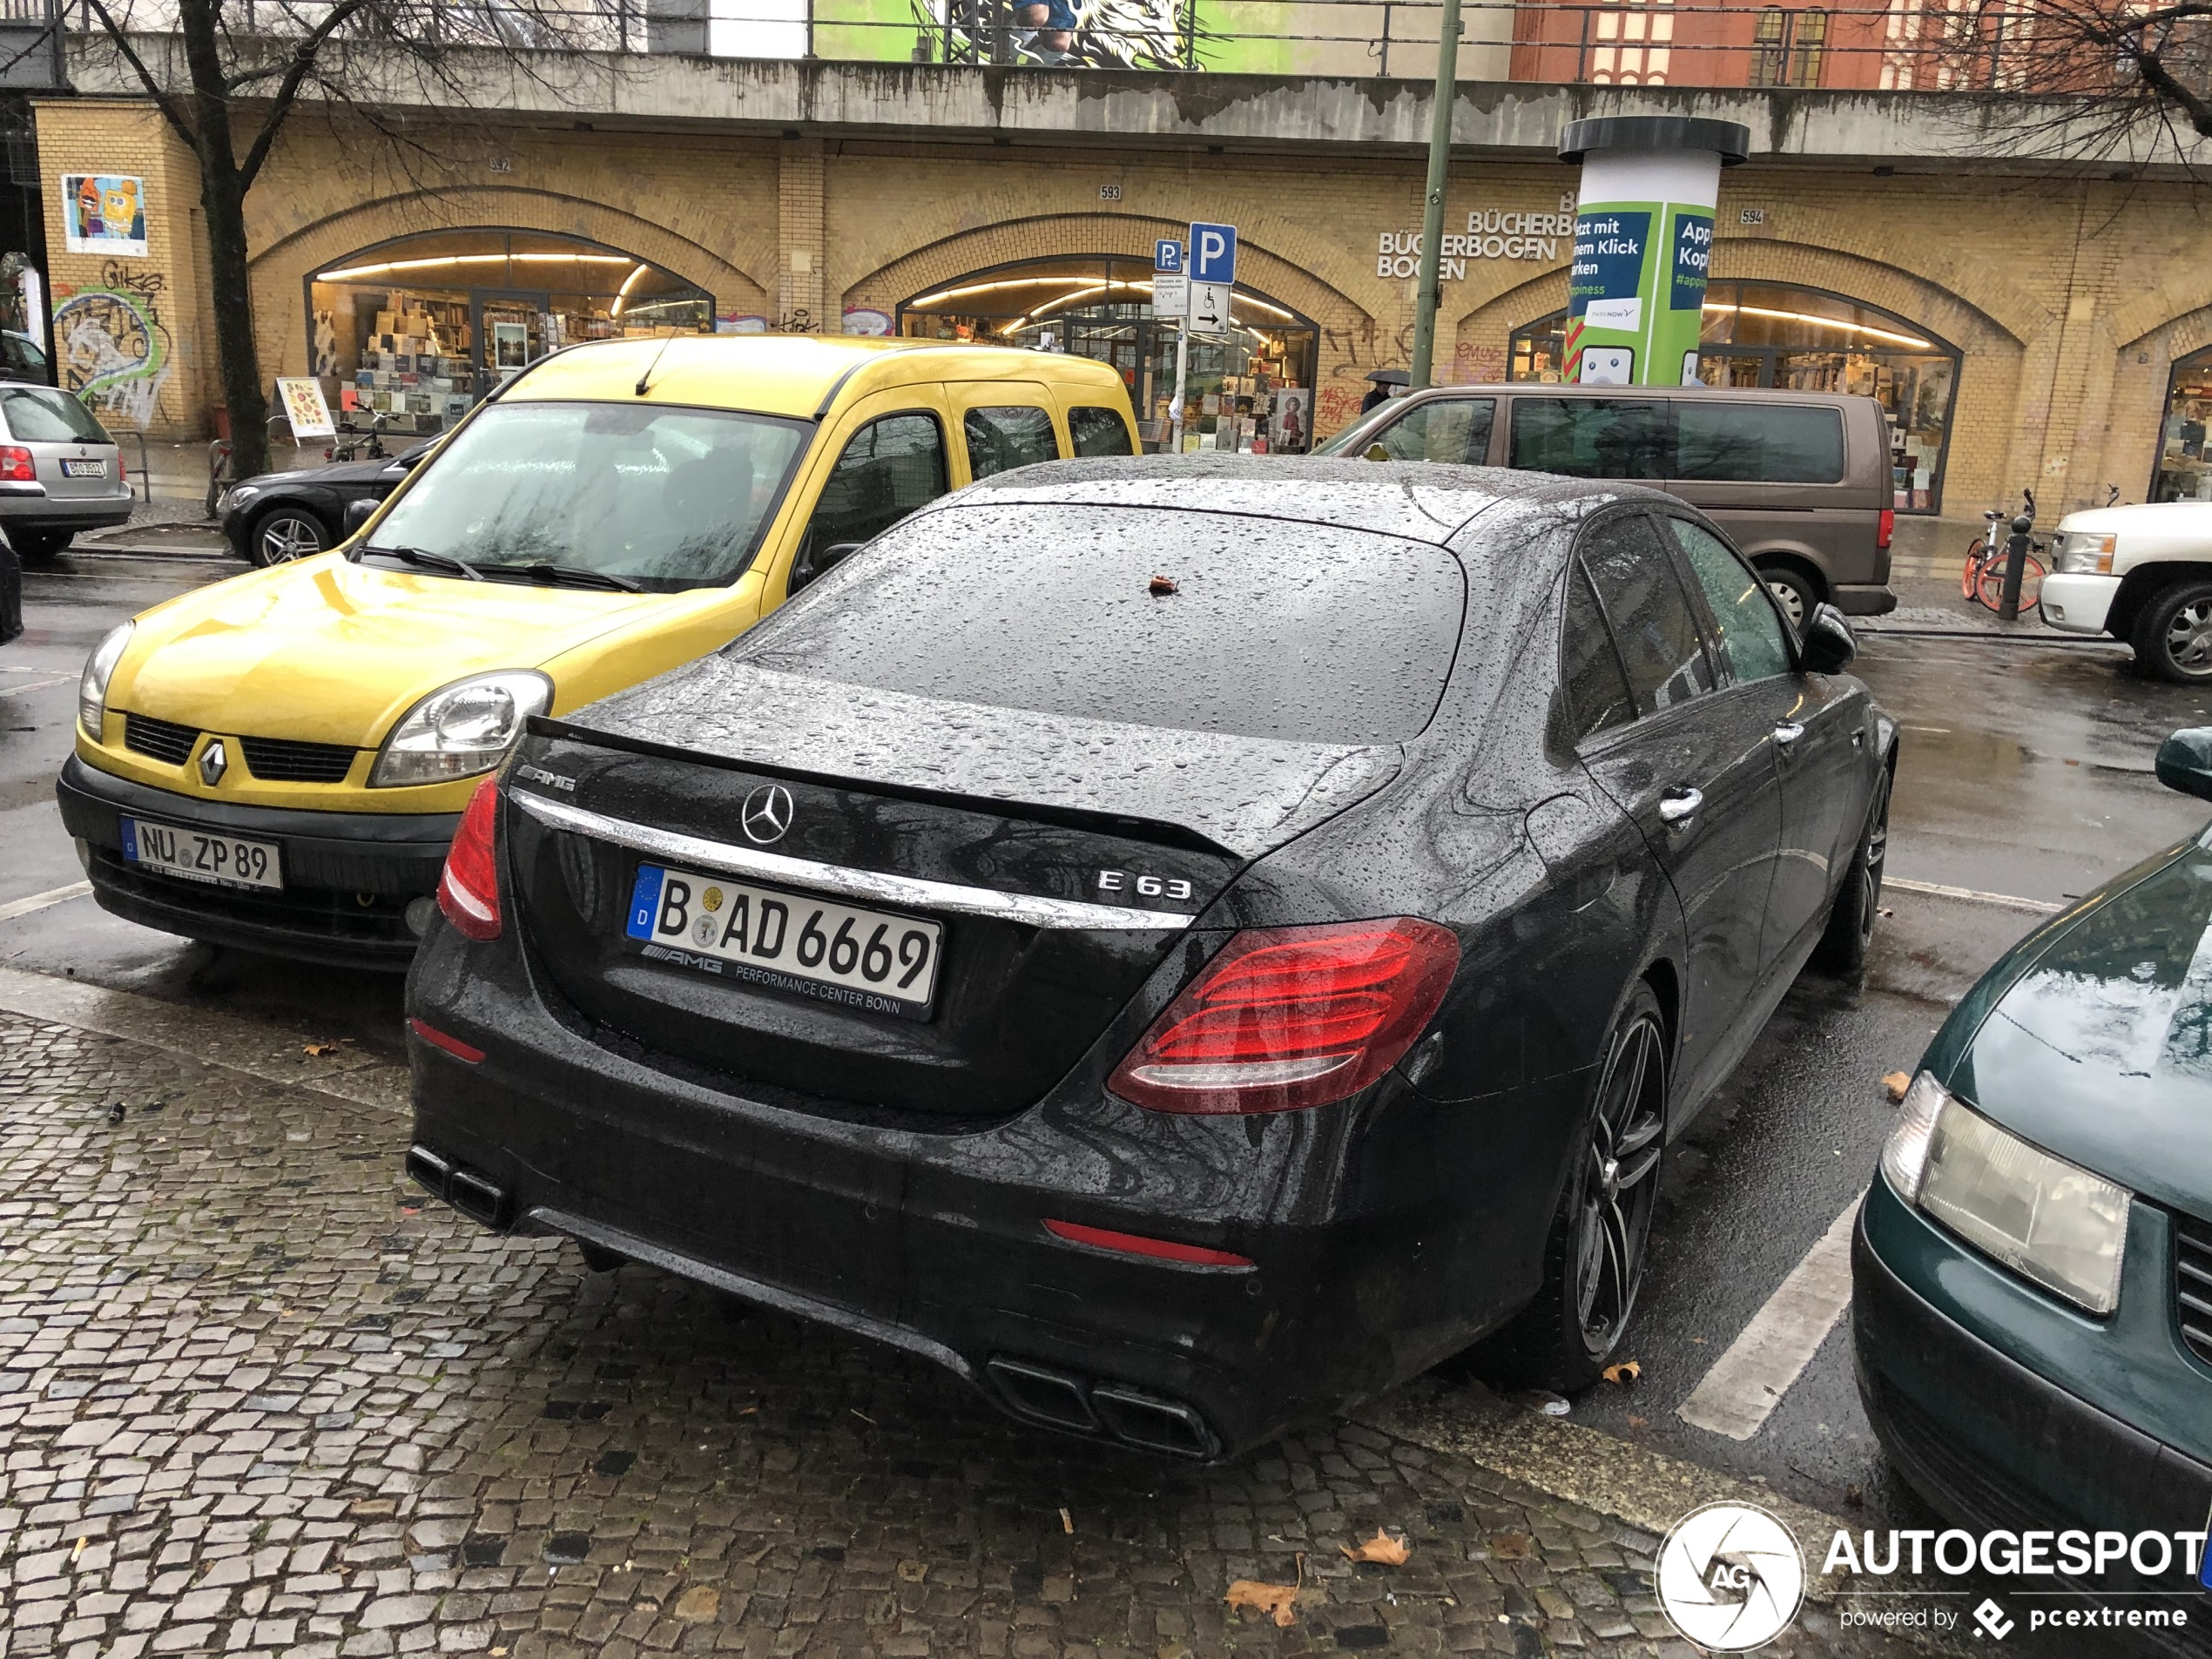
[739,784,793,845]
[199,738,229,786]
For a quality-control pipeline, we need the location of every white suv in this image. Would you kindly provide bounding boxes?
[2040,500,2212,681]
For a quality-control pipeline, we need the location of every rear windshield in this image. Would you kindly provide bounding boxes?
[738,502,1467,745]
[366,400,808,591]
[2,386,110,444]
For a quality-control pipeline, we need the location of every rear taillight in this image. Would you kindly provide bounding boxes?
[436,776,502,941]
[1877,508,1895,550]
[0,446,35,482]
[1108,918,1459,1115]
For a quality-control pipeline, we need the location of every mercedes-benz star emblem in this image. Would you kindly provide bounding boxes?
[199,738,229,786]
[739,784,794,846]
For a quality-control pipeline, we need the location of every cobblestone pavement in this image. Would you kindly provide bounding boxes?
[0,1012,1917,1659]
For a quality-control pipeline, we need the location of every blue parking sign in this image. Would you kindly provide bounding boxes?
[1190,221,1237,284]
[1154,239,1183,273]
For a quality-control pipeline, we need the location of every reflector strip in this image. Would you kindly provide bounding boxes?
[1043,1217,1254,1269]
[408,1017,484,1064]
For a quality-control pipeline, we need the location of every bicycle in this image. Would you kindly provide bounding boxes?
[324,411,390,463]
[1963,489,2046,614]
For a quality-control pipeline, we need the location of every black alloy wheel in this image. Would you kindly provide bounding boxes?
[1478,981,1668,1390]
[1811,765,1891,975]
[251,506,330,567]
[2133,580,2212,684]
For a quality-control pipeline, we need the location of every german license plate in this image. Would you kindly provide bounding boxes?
[625,862,941,1017]
[121,817,282,890]
[60,458,106,477]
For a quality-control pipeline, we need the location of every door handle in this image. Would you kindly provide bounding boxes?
[1774,721,1806,746]
[1658,787,1704,826]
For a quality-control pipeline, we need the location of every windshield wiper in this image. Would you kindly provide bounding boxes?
[492,561,644,593]
[361,543,484,581]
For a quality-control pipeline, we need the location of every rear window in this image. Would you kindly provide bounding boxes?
[1068,406,1134,457]
[1674,402,1844,483]
[738,502,1467,745]
[2,386,110,444]
[964,407,1059,478]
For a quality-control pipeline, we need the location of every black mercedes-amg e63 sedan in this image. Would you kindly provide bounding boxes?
[402,455,1894,1461]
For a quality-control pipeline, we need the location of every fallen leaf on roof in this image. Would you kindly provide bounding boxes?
[1883,1070,1912,1102]
[1149,575,1178,596]
[1602,1359,1642,1385]
[1225,1580,1301,1627]
[1340,1528,1411,1566]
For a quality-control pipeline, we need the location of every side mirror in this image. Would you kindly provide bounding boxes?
[343,496,379,537]
[1798,602,1858,674]
[789,540,865,596]
[2155,727,2212,802]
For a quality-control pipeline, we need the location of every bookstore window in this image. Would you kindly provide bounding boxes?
[307,229,712,436]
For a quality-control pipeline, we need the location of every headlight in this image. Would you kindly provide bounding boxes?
[2054,531,2116,574]
[218,483,260,514]
[1879,1069,2131,1314]
[78,620,132,741]
[368,670,550,788]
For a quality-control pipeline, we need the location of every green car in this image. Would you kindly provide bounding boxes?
[1854,729,2212,1614]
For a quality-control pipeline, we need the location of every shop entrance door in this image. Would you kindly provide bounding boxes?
[471,288,551,396]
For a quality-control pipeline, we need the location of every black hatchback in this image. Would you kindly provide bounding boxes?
[403,458,1894,1460]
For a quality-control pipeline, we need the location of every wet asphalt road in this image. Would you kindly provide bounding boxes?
[4,555,2209,1634]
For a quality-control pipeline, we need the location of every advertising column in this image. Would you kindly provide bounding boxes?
[1555,117,1750,387]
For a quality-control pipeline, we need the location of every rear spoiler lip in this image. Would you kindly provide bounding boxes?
[522,711,1245,860]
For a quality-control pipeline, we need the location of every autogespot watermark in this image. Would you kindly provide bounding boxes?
[1655,1505,2212,1649]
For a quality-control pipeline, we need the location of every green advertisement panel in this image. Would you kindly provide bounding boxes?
[1566,201,1713,387]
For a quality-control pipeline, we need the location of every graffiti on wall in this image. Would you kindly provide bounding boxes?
[53,261,172,431]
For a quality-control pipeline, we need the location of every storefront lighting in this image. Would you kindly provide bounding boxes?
[608,261,651,319]
[911,275,1105,308]
[1701,300,1932,349]
[314,252,637,281]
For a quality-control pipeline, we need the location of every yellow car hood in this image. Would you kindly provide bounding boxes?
[111,554,699,746]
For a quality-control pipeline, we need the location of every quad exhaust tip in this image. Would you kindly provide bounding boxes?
[405,1143,510,1230]
[986,1357,1218,1460]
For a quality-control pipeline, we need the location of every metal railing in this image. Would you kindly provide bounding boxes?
[58,0,2130,93]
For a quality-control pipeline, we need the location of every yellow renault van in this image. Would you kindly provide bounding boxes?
[58,335,1138,967]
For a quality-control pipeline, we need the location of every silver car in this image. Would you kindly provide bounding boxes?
[0,383,133,561]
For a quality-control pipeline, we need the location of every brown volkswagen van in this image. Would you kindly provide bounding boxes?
[1316,385,1896,623]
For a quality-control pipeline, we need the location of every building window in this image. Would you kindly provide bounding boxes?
[2155,347,2212,502]
[1750,6,1826,86]
[1507,280,1964,512]
[897,254,1318,453]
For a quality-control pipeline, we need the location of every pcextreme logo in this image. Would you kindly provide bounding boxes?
[1656,1501,1807,1651]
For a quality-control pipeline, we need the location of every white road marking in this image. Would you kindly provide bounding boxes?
[1885,875,2064,914]
[1678,1196,1862,1441]
[0,677,67,698]
[0,881,92,921]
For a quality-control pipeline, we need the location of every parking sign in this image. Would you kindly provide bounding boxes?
[1154,239,1184,273]
[1190,222,1237,285]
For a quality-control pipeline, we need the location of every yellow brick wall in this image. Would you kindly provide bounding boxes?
[31,98,213,442]
[31,95,2212,514]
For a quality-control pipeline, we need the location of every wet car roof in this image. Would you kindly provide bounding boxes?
[964,455,1642,543]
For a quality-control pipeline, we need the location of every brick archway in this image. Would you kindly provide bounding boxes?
[246,186,772,378]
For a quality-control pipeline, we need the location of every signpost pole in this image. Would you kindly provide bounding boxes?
[1407,0,1462,390]
[1170,318,1190,453]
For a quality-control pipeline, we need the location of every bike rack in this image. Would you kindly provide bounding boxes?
[115,429,150,503]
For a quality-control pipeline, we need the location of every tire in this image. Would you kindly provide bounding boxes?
[2130,579,2212,684]
[247,505,330,568]
[10,528,71,563]
[1811,765,1892,976]
[1479,981,1668,1392]
[1973,554,2043,614]
[1757,561,1820,631]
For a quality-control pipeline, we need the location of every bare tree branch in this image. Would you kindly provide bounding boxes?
[236,0,374,188]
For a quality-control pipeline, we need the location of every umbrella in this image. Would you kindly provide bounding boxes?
[1366,368,1410,386]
